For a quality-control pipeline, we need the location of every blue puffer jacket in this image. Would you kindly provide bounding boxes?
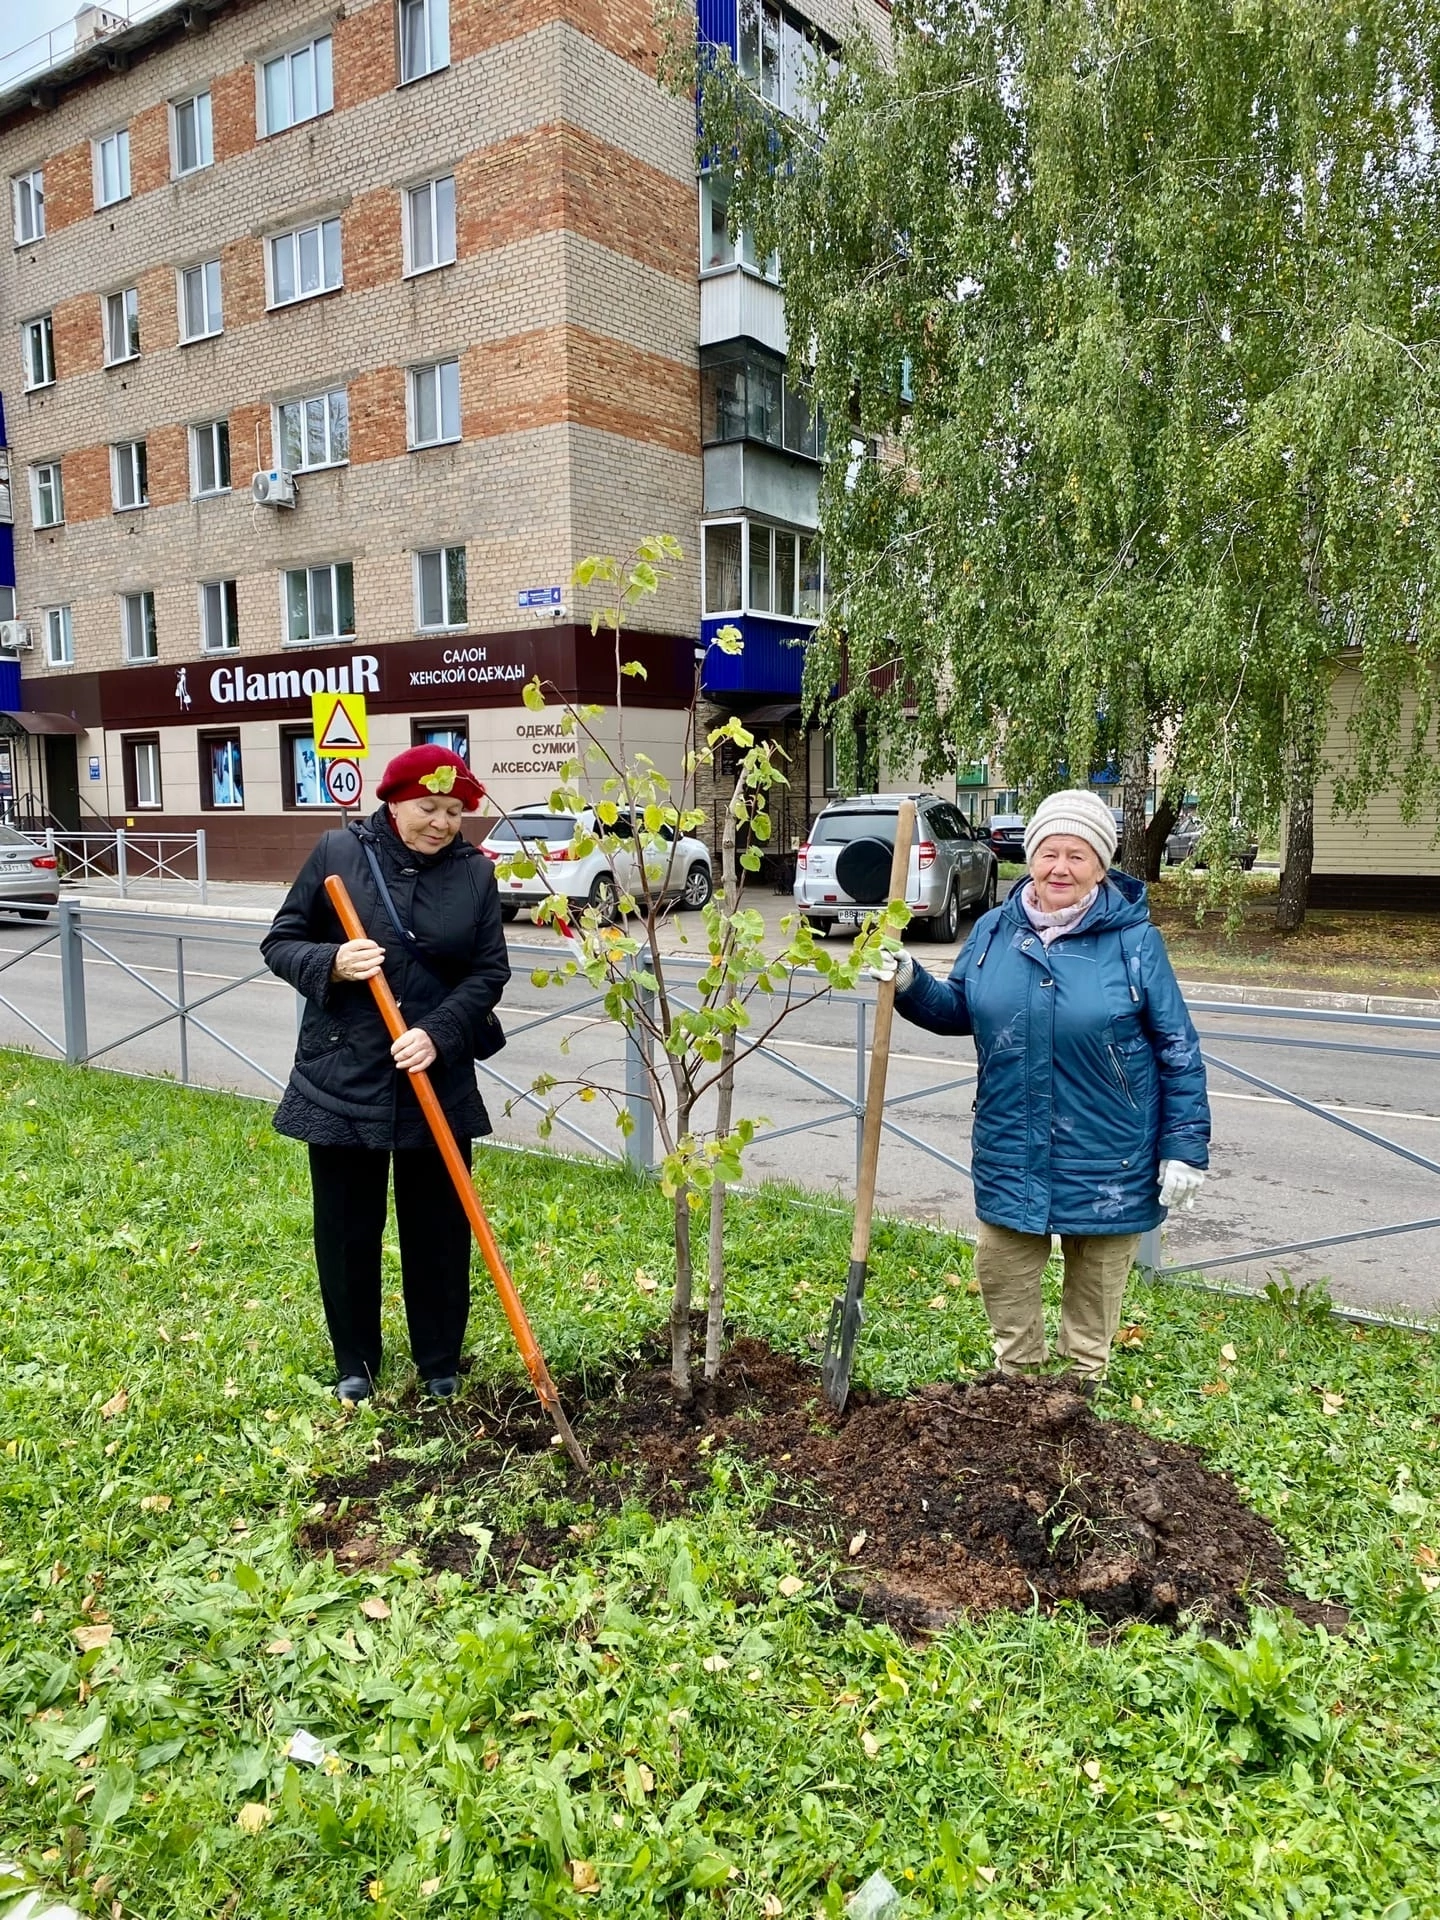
[895,871,1210,1235]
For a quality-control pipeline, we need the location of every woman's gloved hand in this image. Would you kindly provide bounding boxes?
[868,947,914,992]
[1158,1159,1205,1209]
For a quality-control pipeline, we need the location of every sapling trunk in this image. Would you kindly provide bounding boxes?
[704,773,744,1382]
[670,1173,694,1401]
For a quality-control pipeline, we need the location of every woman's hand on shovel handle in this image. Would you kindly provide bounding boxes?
[331,938,386,983]
[392,1026,438,1074]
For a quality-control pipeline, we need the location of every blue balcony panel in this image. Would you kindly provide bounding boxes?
[698,0,738,55]
[701,614,812,698]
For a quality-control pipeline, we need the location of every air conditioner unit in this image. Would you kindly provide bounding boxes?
[251,469,296,508]
[0,621,33,652]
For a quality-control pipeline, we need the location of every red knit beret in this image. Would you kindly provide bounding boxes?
[376,745,485,811]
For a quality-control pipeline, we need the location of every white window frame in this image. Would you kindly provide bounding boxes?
[413,546,467,631]
[178,259,223,342]
[103,287,140,366]
[701,519,743,616]
[43,605,74,667]
[30,462,64,529]
[190,419,231,497]
[12,169,44,245]
[199,579,240,653]
[701,517,824,622]
[698,172,778,281]
[94,128,131,208]
[259,34,334,136]
[407,359,460,448]
[170,90,214,176]
[21,313,54,390]
[267,217,342,307]
[403,173,456,276]
[111,440,149,513]
[121,590,158,663]
[284,562,355,644]
[398,0,450,84]
[274,390,349,472]
[129,737,163,808]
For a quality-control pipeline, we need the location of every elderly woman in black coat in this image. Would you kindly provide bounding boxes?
[262,745,510,1404]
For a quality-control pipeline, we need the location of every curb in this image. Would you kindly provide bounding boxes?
[1178,977,1440,1019]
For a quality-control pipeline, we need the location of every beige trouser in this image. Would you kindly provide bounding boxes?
[974,1221,1142,1379]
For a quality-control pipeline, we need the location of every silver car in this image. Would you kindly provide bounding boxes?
[795,792,997,941]
[0,824,60,919]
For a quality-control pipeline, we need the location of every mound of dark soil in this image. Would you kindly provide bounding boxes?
[301,1339,1342,1635]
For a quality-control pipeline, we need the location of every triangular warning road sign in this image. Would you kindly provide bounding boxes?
[315,694,367,754]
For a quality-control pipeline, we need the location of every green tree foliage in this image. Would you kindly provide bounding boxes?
[685,0,1440,911]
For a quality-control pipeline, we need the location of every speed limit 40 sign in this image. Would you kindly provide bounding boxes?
[324,758,363,808]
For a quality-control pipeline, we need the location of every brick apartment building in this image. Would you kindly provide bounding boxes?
[0,0,881,876]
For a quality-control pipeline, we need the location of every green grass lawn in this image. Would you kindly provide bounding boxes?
[2,1054,1440,1919]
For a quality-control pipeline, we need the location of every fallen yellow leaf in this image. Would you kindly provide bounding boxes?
[777,1575,804,1599]
[264,1638,294,1656]
[73,1622,114,1652]
[848,1531,868,1558]
[701,1653,729,1673]
[1116,1325,1147,1348]
[763,1895,785,1916]
[634,1268,657,1293]
[1200,1380,1230,1396]
[421,1878,442,1898]
[1220,1343,1238,1364]
[1130,1395,1144,1411]
[636,1762,655,1793]
[99,1388,128,1419]
[976,1865,998,1884]
[861,1730,880,1758]
[1320,1391,1345,1416]
[1414,1546,1438,1568]
[927,1295,947,1311]
[569,1860,600,1894]
[360,1596,391,1621]
[1082,1759,1102,1781]
[139,1494,172,1512]
[235,1802,271,1835]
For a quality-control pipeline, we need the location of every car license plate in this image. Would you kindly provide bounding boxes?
[0,864,28,876]
[837,910,864,927]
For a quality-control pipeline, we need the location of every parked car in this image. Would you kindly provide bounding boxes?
[982,813,1028,863]
[795,792,997,942]
[1165,814,1258,870]
[480,808,713,920]
[0,825,59,920]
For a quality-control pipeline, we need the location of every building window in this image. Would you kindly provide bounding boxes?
[399,0,449,83]
[121,590,158,662]
[200,731,244,808]
[699,173,777,279]
[700,348,825,458]
[0,449,10,523]
[738,0,829,124]
[702,521,742,616]
[123,735,163,810]
[412,717,467,757]
[414,546,466,630]
[285,563,354,644]
[408,359,460,447]
[171,91,213,175]
[404,174,455,275]
[268,217,342,306]
[275,389,348,471]
[702,519,824,621]
[261,35,333,136]
[21,314,54,390]
[43,606,74,667]
[190,419,231,496]
[282,728,327,807]
[179,260,223,341]
[30,462,63,529]
[200,579,240,652]
[94,129,131,208]
[112,440,148,512]
[12,169,44,245]
[103,287,140,365]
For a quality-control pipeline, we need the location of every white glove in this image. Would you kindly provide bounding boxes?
[1158,1160,1205,1209]
[868,948,914,992]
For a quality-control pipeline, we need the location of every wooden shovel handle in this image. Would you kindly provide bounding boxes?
[851,799,916,1267]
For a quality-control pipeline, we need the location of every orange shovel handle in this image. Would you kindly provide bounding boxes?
[324,873,587,1470]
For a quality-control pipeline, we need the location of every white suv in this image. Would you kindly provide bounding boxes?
[795,792,997,940]
[481,808,714,922]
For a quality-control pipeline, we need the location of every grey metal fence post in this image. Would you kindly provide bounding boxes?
[195,829,208,904]
[624,952,655,1172]
[58,900,88,1066]
[115,828,128,898]
[1136,1226,1162,1277]
[175,936,189,1085]
[855,997,868,1187]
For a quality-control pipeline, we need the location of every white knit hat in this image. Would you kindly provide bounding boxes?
[1023,788,1118,867]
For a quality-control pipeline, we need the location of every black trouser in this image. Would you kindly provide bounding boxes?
[308,1142,472,1383]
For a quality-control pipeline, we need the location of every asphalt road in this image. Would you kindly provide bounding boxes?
[3,906,1439,1320]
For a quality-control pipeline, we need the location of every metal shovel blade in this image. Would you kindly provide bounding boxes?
[820,1259,868,1412]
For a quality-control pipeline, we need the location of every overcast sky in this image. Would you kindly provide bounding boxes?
[1,1,169,90]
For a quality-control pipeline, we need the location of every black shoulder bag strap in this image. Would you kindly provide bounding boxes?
[357,836,506,1060]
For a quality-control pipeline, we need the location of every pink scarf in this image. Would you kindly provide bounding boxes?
[1020,881,1100,947]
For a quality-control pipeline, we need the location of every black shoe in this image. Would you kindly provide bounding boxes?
[335,1374,374,1406]
[424,1375,459,1400]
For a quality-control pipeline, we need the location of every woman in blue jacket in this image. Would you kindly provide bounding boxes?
[877,788,1210,1383]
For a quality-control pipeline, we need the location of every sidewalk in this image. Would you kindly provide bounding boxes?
[56,877,1440,1018]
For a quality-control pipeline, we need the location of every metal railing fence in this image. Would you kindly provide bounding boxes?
[46,829,208,901]
[1,905,1439,1311]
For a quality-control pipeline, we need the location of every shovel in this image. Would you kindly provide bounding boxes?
[324,873,589,1473]
[821,799,917,1413]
